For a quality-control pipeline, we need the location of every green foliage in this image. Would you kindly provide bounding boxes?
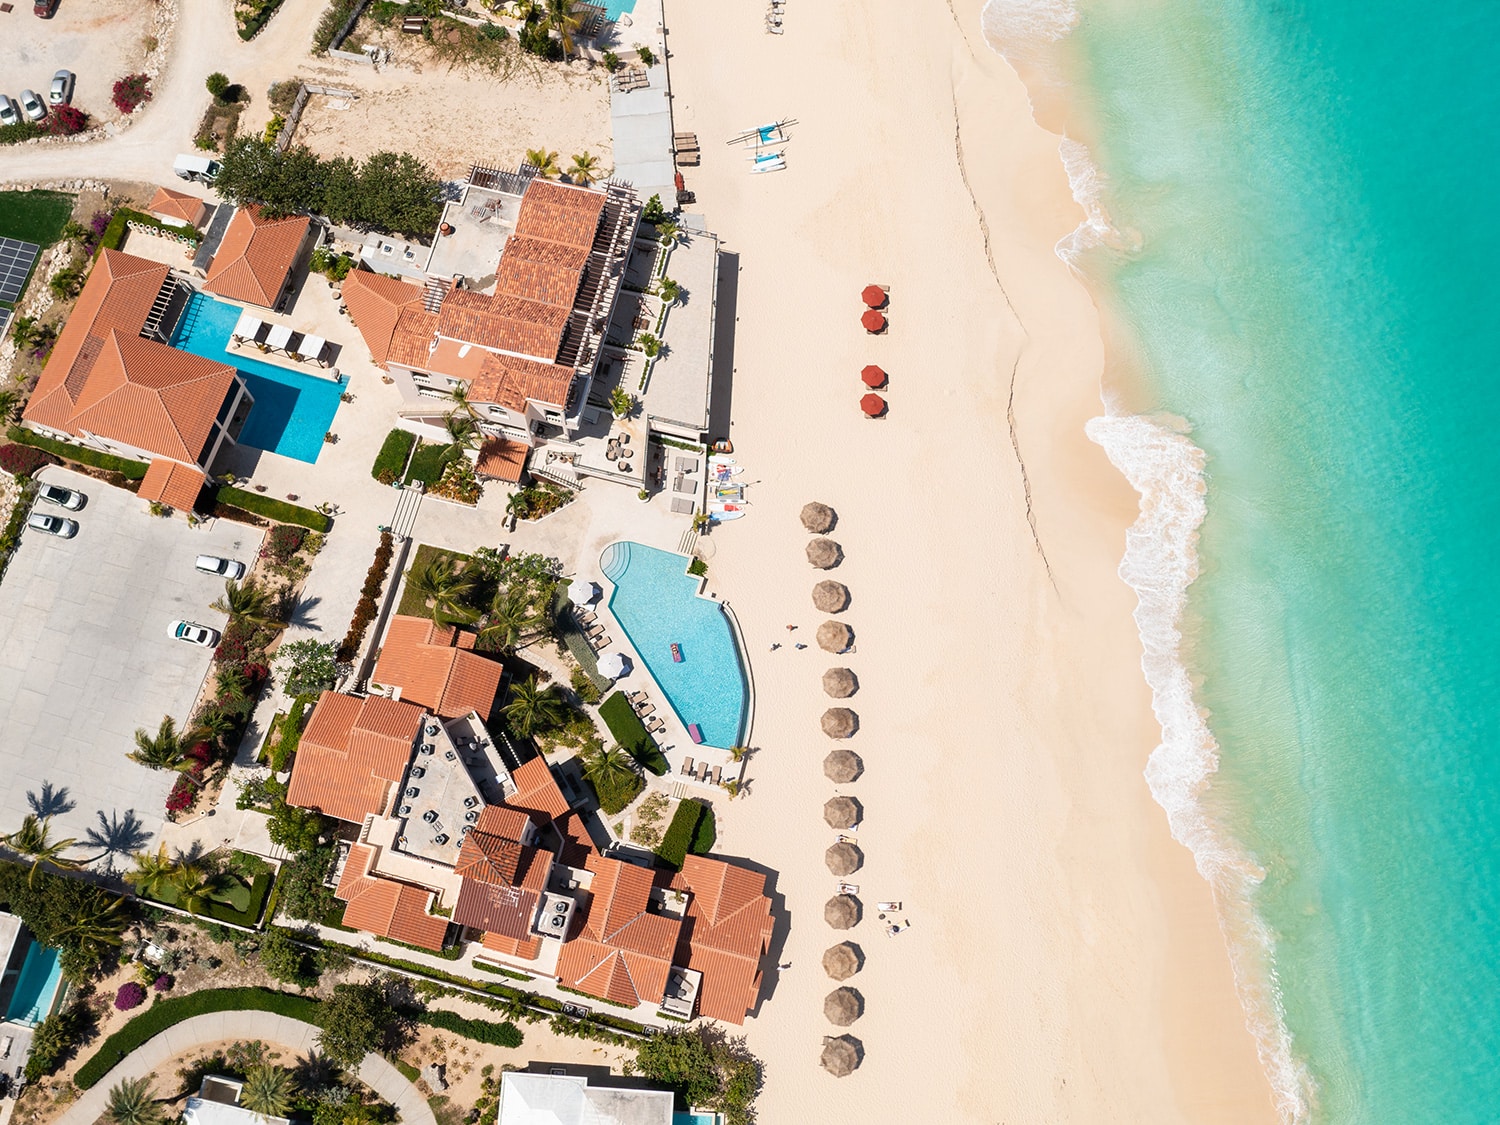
[0,862,129,981]
[275,638,340,697]
[504,676,567,738]
[267,800,327,855]
[105,1075,166,1125]
[404,441,461,486]
[258,927,319,987]
[601,49,620,71]
[633,1026,763,1125]
[313,0,367,52]
[91,209,202,260]
[657,798,707,870]
[214,485,331,531]
[206,72,231,102]
[570,667,602,704]
[317,981,399,1069]
[0,190,74,247]
[637,332,661,358]
[641,194,665,224]
[237,0,286,39]
[416,1009,522,1048]
[372,428,417,483]
[469,959,534,981]
[687,557,707,577]
[598,692,669,775]
[690,804,717,855]
[25,998,94,1082]
[6,426,147,477]
[637,45,655,65]
[582,744,644,816]
[267,693,313,772]
[275,845,338,923]
[240,1063,299,1117]
[267,80,301,113]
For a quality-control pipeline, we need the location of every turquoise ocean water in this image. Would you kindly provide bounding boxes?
[983,1,1500,1121]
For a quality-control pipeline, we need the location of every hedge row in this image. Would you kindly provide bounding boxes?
[417,1008,523,1048]
[338,530,394,661]
[599,692,669,775]
[237,0,286,39]
[215,486,331,532]
[371,428,416,484]
[657,798,715,871]
[93,208,200,260]
[6,426,148,478]
[75,988,321,1089]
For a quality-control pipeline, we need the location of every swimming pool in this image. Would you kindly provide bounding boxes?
[601,542,747,748]
[672,1114,719,1125]
[600,0,638,21]
[170,292,346,464]
[5,941,62,1026]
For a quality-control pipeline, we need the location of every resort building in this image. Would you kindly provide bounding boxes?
[182,1075,290,1125]
[202,205,314,312]
[146,186,212,229]
[19,249,254,502]
[370,615,506,720]
[556,855,682,1008]
[672,854,775,1024]
[496,1072,675,1125]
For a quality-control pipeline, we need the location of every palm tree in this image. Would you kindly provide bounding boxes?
[478,585,545,655]
[721,778,743,800]
[57,888,128,959]
[567,152,600,186]
[212,579,286,631]
[125,844,180,902]
[5,814,81,883]
[240,1064,298,1120]
[658,277,680,306]
[505,490,531,523]
[524,149,561,178]
[0,388,20,425]
[169,863,250,916]
[728,745,749,762]
[513,0,544,25]
[447,382,478,419]
[581,744,637,793]
[130,716,189,771]
[503,675,567,737]
[106,1077,165,1125]
[404,555,478,627]
[191,707,237,749]
[443,410,480,453]
[656,221,683,251]
[543,0,582,57]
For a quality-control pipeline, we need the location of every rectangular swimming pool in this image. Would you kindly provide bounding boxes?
[5,941,62,1026]
[170,291,347,464]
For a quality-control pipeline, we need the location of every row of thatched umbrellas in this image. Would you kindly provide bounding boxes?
[804,500,866,1076]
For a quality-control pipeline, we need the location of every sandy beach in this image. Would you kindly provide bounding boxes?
[662,0,1279,1119]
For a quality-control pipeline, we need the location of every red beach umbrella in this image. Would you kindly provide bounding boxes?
[860,393,887,417]
[860,309,885,333]
[861,285,886,308]
[860,365,886,388]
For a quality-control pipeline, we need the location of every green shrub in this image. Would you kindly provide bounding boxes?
[237,0,286,40]
[657,799,706,871]
[91,209,200,260]
[591,769,645,817]
[206,72,231,102]
[391,1057,419,1082]
[417,1009,523,1048]
[690,805,716,855]
[687,557,707,577]
[470,960,534,981]
[598,692,668,775]
[570,667,602,704]
[405,441,460,486]
[215,486,331,531]
[313,0,364,52]
[6,426,148,477]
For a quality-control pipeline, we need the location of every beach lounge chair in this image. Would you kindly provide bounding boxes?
[636,703,655,718]
[681,757,695,776]
[693,760,708,782]
[877,901,903,912]
[647,717,665,734]
[838,834,858,845]
[838,883,860,895]
[711,765,721,786]
[591,635,611,650]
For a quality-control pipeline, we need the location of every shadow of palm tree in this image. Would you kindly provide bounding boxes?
[83,809,151,872]
[27,782,75,819]
[293,1050,338,1090]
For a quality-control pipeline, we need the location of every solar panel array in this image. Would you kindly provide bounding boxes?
[0,238,41,305]
[0,308,10,342]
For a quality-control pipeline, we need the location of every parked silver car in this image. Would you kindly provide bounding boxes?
[195,554,246,579]
[0,97,19,128]
[27,512,77,538]
[18,89,45,123]
[37,483,84,510]
[48,70,74,106]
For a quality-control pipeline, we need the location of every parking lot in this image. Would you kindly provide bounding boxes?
[0,466,263,862]
[0,0,156,126]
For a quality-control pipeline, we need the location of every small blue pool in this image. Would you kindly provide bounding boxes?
[673,1114,719,1125]
[170,292,346,463]
[600,0,638,21]
[601,542,747,748]
[6,941,62,1026]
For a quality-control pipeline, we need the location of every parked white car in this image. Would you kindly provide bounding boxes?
[18,90,45,123]
[0,97,20,128]
[168,620,220,647]
[48,71,74,106]
[37,483,84,510]
[27,512,77,538]
[195,554,246,579]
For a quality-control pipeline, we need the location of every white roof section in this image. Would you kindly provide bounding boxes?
[609,63,676,208]
[183,1097,289,1125]
[497,1073,673,1125]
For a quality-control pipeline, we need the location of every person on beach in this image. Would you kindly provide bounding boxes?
[794,643,807,650]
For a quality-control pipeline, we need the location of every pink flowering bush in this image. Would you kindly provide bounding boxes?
[153,974,173,992]
[114,982,146,1011]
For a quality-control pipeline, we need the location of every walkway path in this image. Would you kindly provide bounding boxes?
[56,1012,434,1125]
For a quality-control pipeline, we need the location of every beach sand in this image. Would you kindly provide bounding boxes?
[662,0,1279,1120]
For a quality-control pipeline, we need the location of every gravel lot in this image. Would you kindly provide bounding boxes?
[0,0,157,125]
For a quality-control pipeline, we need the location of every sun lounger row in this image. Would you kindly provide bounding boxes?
[679,758,723,786]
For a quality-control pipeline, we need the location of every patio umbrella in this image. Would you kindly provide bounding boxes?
[821,707,858,739]
[823,749,862,784]
[596,651,629,680]
[813,580,850,613]
[859,393,887,418]
[824,894,861,930]
[861,308,885,333]
[801,501,837,533]
[824,987,863,1027]
[806,538,841,569]
[822,667,858,698]
[825,842,862,876]
[821,1035,862,1078]
[824,796,860,830]
[822,942,862,981]
[861,284,886,308]
[817,621,853,653]
[568,578,600,606]
[860,364,887,388]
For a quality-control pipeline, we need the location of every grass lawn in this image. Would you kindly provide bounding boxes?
[405,441,461,486]
[0,190,73,247]
[599,691,669,775]
[396,542,475,617]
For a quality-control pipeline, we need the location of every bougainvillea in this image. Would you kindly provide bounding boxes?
[262,524,306,561]
[153,974,173,992]
[114,983,146,1011]
[44,104,88,135]
[111,74,152,115]
[0,444,58,478]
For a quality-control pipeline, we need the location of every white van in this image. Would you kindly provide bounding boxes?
[172,153,220,184]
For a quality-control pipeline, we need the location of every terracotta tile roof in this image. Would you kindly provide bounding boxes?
[468,351,574,413]
[453,831,554,940]
[384,307,442,370]
[475,803,533,841]
[147,186,208,226]
[342,270,427,368]
[506,757,572,827]
[554,812,597,868]
[556,857,681,1009]
[335,843,450,951]
[137,459,207,511]
[480,930,541,960]
[436,287,568,361]
[372,615,505,720]
[513,180,607,250]
[492,236,588,308]
[203,205,311,308]
[287,691,424,824]
[676,855,775,1024]
[475,438,528,482]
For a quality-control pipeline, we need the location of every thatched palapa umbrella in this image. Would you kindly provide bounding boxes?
[824,894,860,930]
[822,942,862,981]
[821,707,858,739]
[822,667,857,698]
[824,795,860,830]
[823,749,862,784]
[825,842,862,876]
[817,621,853,653]
[807,537,842,569]
[824,987,863,1027]
[821,1035,862,1078]
[801,502,836,533]
[813,580,850,613]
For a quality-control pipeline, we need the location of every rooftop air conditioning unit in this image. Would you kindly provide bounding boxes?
[426,723,439,736]
[465,811,479,823]
[399,805,412,816]
[405,787,419,797]
[420,745,435,756]
[445,750,457,761]
[411,766,425,779]
[434,834,449,846]
[423,810,438,823]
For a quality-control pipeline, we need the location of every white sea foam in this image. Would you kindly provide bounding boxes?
[1054,136,1122,264]
[978,0,1079,47]
[1086,414,1313,1123]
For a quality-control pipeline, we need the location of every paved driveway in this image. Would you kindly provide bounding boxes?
[0,467,262,864]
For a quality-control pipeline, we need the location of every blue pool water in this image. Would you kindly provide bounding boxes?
[672,1114,718,1125]
[6,942,62,1026]
[599,0,637,22]
[170,292,346,464]
[601,542,747,748]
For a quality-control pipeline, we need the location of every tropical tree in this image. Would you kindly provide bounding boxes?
[524,148,561,178]
[543,0,582,57]
[317,980,397,1069]
[130,716,189,771]
[505,490,531,524]
[170,862,251,916]
[442,410,480,453]
[191,707,238,748]
[125,844,180,902]
[658,277,680,306]
[4,815,80,884]
[728,745,749,762]
[405,555,478,627]
[447,382,478,418]
[106,1077,165,1125]
[275,639,340,697]
[241,1064,298,1119]
[212,579,286,631]
[503,675,567,737]
[581,743,637,794]
[477,585,546,655]
[655,220,683,251]
[568,151,600,186]
[609,386,633,418]
[0,387,21,425]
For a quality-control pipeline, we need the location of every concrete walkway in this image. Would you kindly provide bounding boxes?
[56,1012,433,1125]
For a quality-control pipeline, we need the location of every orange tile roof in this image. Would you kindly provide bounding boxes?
[676,855,776,1024]
[372,615,505,720]
[137,459,207,511]
[384,307,443,371]
[556,857,680,1008]
[492,236,589,308]
[554,811,597,868]
[342,270,427,368]
[469,351,574,413]
[480,930,542,961]
[287,692,424,824]
[475,438,528,482]
[203,205,311,308]
[513,180,607,250]
[147,186,208,226]
[453,827,554,940]
[475,803,533,841]
[507,757,572,827]
[436,287,569,361]
[335,843,450,951]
